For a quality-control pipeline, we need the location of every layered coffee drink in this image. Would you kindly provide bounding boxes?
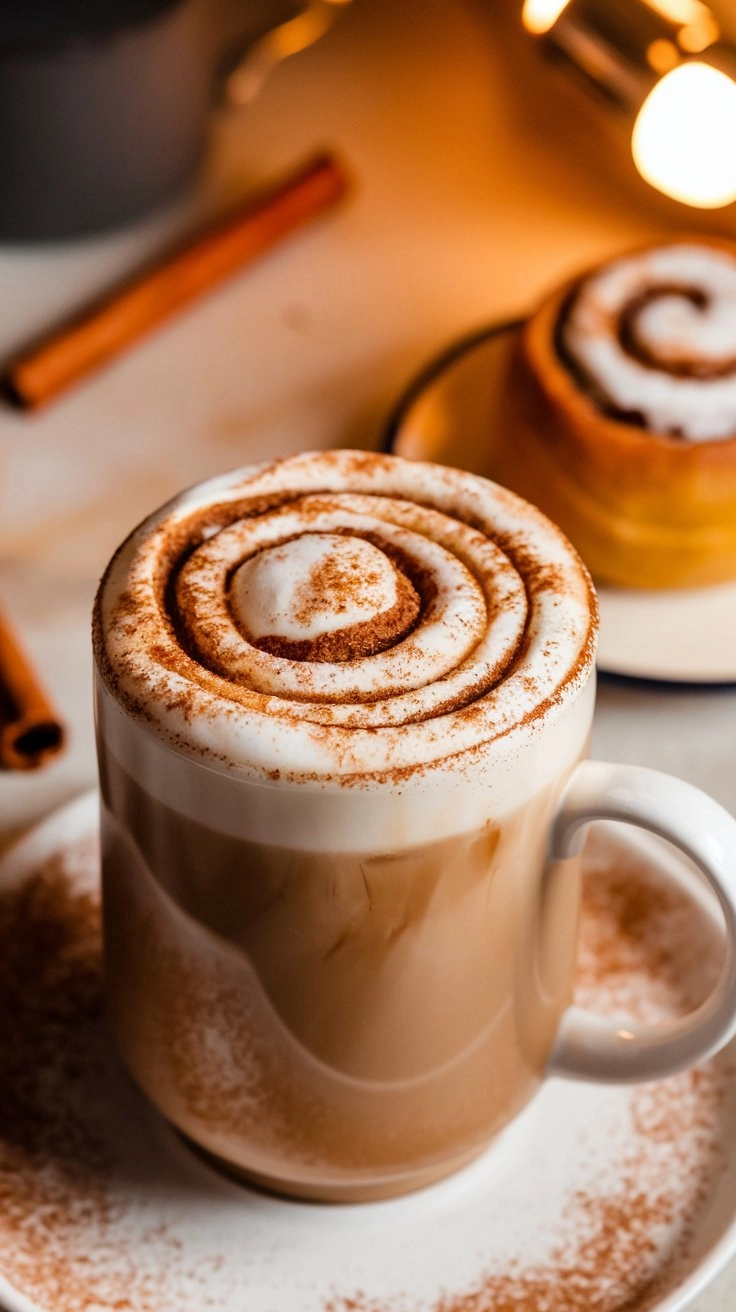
[93,450,598,1200]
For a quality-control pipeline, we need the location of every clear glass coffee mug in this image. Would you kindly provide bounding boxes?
[93,451,736,1202]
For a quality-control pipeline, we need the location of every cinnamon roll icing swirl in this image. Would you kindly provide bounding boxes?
[94,450,596,783]
[562,244,736,440]
[491,238,736,589]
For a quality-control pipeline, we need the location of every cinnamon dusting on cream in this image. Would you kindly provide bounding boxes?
[93,451,597,783]
[230,531,422,663]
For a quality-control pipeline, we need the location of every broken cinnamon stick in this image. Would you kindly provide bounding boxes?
[4,151,350,411]
[0,605,64,771]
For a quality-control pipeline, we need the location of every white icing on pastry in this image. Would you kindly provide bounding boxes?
[563,244,736,440]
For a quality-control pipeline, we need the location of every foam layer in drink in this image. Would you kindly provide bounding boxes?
[94,450,597,845]
[561,243,736,439]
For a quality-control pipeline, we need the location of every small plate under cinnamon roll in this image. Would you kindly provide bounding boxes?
[491,238,736,590]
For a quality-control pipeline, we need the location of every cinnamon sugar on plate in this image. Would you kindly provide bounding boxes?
[0,803,732,1312]
[0,840,228,1312]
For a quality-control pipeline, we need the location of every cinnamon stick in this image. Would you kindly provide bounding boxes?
[0,605,64,771]
[4,152,350,411]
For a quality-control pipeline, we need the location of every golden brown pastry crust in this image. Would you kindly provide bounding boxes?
[493,241,736,590]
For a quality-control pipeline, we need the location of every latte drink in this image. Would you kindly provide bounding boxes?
[93,450,597,1201]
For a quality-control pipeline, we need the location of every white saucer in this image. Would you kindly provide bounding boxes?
[1,791,736,1312]
[385,323,736,685]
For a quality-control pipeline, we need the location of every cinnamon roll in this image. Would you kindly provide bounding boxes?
[493,238,736,589]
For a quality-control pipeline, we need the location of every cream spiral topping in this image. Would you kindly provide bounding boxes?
[561,243,736,440]
[94,451,596,782]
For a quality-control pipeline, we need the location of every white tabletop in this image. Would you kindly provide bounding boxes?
[0,0,734,1306]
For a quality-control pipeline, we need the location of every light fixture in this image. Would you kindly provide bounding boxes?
[521,0,736,209]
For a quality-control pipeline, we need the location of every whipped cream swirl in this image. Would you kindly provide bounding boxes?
[561,243,736,440]
[95,451,596,782]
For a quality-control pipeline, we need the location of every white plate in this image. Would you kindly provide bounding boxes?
[0,791,735,1312]
[385,323,736,684]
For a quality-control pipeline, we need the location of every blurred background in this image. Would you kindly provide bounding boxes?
[1,10,736,1309]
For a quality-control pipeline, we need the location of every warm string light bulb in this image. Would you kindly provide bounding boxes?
[521,0,736,210]
[521,0,572,36]
[632,61,736,207]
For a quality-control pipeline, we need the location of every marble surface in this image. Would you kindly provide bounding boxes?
[0,0,735,1306]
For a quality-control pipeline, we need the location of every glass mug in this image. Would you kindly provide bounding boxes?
[93,450,736,1202]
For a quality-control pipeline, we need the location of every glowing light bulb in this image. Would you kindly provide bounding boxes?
[522,0,571,36]
[632,61,736,207]
[645,0,715,24]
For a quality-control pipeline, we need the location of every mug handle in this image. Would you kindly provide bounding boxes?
[223,0,351,105]
[548,759,736,1083]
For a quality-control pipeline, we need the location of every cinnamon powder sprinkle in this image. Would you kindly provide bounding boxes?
[0,839,228,1312]
[92,453,599,788]
[0,827,729,1312]
[252,561,420,664]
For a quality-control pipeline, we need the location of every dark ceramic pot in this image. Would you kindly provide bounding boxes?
[0,0,327,239]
